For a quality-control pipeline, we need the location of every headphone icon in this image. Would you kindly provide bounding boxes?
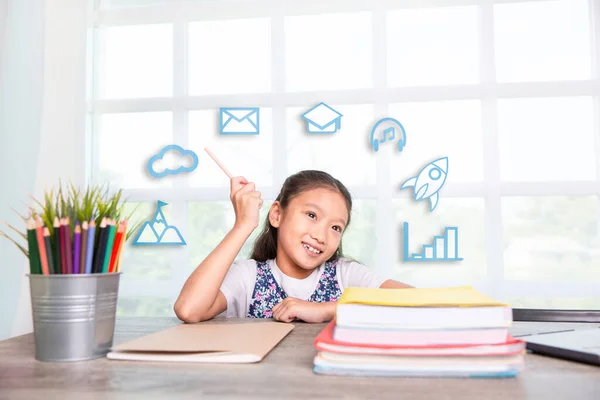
[370,117,407,152]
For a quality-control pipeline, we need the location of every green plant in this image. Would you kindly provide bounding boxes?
[0,181,142,258]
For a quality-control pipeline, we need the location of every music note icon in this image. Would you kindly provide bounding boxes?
[381,127,395,143]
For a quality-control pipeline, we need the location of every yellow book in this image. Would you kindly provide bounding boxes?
[338,286,508,308]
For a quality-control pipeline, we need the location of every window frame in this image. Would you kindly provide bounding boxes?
[89,0,600,315]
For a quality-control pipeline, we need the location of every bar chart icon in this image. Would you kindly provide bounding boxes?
[402,222,463,262]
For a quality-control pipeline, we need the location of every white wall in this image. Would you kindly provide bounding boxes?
[0,0,8,73]
[0,0,88,341]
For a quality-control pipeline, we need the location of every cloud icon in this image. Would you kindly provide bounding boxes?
[147,144,199,178]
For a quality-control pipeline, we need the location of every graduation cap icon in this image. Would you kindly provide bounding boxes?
[301,102,343,134]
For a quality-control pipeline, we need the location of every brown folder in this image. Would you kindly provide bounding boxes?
[107,322,294,363]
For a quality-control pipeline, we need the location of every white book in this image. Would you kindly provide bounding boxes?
[318,351,525,366]
[336,304,513,329]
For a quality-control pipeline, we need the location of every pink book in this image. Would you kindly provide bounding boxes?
[315,321,524,356]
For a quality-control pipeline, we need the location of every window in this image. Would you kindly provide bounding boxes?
[188,18,271,95]
[90,0,600,317]
[387,6,479,86]
[285,13,373,91]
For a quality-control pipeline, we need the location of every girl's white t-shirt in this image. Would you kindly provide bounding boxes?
[218,258,389,318]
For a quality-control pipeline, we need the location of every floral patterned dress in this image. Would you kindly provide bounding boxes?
[247,259,343,318]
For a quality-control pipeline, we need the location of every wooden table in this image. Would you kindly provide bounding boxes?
[1,317,600,400]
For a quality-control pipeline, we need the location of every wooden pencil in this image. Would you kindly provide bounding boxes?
[73,223,81,274]
[115,219,127,273]
[52,217,61,274]
[59,218,67,274]
[85,220,96,274]
[92,218,108,274]
[35,218,49,275]
[35,216,50,275]
[26,219,41,275]
[80,221,88,274]
[64,217,73,274]
[204,147,233,179]
[43,227,55,275]
[102,220,117,273]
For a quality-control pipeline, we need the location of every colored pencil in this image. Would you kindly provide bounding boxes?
[26,219,41,275]
[107,221,119,273]
[92,218,108,274]
[115,220,127,273]
[109,222,124,273]
[43,227,55,275]
[98,219,112,273]
[60,218,67,274]
[64,217,73,274]
[52,217,61,274]
[85,220,96,274]
[73,223,81,274]
[35,218,50,275]
[204,147,233,179]
[102,220,117,273]
[80,221,88,274]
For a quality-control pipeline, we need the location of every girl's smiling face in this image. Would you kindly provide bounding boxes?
[269,187,349,278]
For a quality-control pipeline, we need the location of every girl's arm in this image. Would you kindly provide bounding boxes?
[272,281,414,323]
[174,177,262,323]
[380,279,414,289]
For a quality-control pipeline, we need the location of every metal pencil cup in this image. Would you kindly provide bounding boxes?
[28,273,121,362]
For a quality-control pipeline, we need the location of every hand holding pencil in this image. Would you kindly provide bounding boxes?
[204,147,263,232]
[230,177,263,231]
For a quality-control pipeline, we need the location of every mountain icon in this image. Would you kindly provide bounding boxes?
[132,201,186,246]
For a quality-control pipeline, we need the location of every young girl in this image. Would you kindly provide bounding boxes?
[174,170,413,324]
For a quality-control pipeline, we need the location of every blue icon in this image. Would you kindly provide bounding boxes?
[301,102,343,134]
[402,222,463,262]
[147,144,199,179]
[219,107,259,135]
[132,201,186,246]
[400,157,448,212]
[370,117,407,152]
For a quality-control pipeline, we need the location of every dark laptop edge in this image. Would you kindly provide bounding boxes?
[514,309,600,323]
[525,341,600,367]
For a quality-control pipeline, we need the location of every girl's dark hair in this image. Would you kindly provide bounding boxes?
[250,170,352,262]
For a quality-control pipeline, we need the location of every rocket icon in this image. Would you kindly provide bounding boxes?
[400,157,448,212]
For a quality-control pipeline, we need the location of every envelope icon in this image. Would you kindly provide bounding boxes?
[301,102,343,134]
[219,107,260,135]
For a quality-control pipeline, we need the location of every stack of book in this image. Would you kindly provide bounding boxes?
[313,286,525,378]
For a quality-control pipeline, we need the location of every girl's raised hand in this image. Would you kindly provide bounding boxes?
[230,176,263,232]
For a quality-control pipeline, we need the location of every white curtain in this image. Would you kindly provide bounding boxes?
[0,0,89,340]
[0,1,7,74]
[0,0,45,340]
